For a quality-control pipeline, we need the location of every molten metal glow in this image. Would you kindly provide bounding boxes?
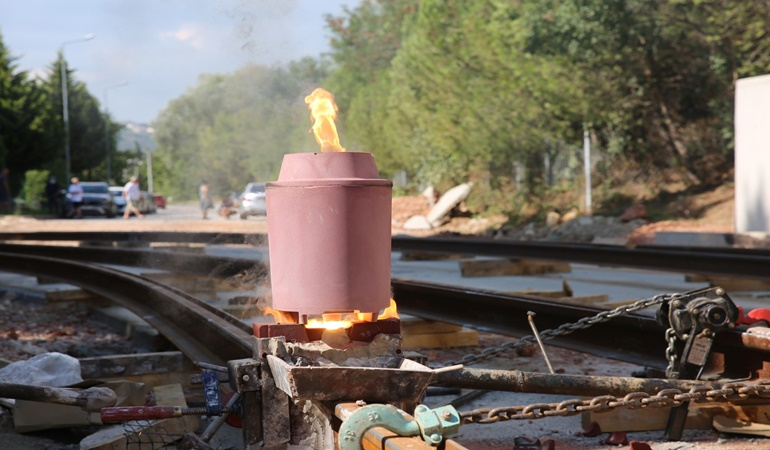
[280,300,399,330]
[304,88,346,153]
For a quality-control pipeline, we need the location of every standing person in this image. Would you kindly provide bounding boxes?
[199,180,212,219]
[44,175,61,216]
[67,177,84,219]
[122,176,145,220]
[0,168,11,214]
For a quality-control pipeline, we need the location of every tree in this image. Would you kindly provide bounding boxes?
[0,32,60,194]
[522,0,736,183]
[153,61,329,200]
[323,0,419,171]
[42,55,113,181]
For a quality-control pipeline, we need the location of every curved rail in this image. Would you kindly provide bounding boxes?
[0,252,252,366]
[0,243,263,278]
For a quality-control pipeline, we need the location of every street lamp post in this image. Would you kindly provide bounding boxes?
[103,82,128,183]
[60,34,94,183]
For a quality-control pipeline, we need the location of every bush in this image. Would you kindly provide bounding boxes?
[22,170,49,212]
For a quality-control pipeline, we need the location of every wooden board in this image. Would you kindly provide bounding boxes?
[402,328,478,349]
[460,258,571,277]
[399,251,466,261]
[685,274,770,292]
[581,401,770,432]
[556,294,610,305]
[401,316,463,335]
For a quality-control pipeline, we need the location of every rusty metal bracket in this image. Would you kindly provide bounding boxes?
[336,403,460,449]
[227,358,262,393]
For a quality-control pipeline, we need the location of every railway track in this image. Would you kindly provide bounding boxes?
[3,232,770,448]
[1,233,770,376]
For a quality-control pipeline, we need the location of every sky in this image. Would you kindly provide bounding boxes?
[0,0,359,124]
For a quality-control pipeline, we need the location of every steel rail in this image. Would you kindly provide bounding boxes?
[391,279,770,377]
[391,279,669,369]
[0,243,263,278]
[0,252,253,366]
[0,231,261,245]
[391,236,770,280]
[5,231,770,279]
[1,242,768,374]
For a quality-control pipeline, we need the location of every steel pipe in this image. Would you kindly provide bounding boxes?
[431,369,721,397]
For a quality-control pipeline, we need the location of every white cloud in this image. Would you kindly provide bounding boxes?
[160,24,207,49]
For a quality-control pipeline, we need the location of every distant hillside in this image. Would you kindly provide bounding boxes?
[118,121,157,152]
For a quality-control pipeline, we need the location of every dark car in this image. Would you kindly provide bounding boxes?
[62,181,117,218]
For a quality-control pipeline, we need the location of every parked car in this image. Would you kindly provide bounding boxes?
[152,193,166,209]
[108,186,127,214]
[62,181,116,218]
[238,182,267,219]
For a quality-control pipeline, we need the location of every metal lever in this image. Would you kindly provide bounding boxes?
[656,287,738,441]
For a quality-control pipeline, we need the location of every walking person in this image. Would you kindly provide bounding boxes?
[122,176,145,220]
[67,177,84,219]
[199,180,212,219]
[44,175,61,216]
[0,168,11,214]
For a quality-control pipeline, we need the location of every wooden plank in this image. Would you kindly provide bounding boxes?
[399,251,466,261]
[362,426,467,450]
[402,329,478,349]
[401,316,463,335]
[555,294,610,305]
[581,401,770,432]
[713,415,770,437]
[44,285,98,302]
[685,274,770,292]
[460,259,571,277]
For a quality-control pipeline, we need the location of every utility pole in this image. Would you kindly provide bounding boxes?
[583,129,592,215]
[60,34,94,183]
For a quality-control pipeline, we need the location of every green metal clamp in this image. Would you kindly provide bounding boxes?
[337,403,460,450]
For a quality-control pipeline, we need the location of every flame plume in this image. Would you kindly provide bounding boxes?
[304,88,346,153]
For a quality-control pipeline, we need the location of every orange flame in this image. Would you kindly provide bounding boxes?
[304,88,346,153]
[303,300,399,330]
[265,306,298,324]
[378,299,400,320]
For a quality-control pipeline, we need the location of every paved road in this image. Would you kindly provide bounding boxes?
[72,201,267,224]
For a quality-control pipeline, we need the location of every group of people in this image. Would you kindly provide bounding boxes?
[1,169,220,221]
[198,180,238,220]
[44,174,144,219]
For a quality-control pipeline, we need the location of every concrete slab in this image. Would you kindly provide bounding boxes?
[654,232,729,247]
[736,74,770,233]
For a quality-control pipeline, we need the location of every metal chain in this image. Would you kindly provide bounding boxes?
[458,380,770,425]
[438,292,684,367]
[665,327,679,378]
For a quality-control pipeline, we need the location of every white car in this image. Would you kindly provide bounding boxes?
[238,182,267,219]
[108,186,127,214]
